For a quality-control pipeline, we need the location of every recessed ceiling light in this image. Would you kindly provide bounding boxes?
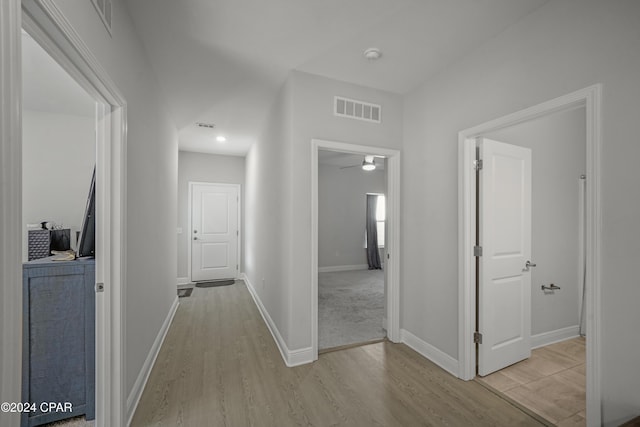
[363,48,382,61]
[216,136,227,142]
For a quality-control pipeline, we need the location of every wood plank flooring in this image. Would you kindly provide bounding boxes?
[131,281,544,426]
[477,337,586,426]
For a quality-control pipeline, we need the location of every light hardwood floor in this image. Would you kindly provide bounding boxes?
[131,281,544,426]
[477,337,586,426]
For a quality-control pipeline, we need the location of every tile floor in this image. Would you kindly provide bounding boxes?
[477,337,586,426]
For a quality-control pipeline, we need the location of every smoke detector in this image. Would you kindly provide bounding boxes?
[363,48,382,61]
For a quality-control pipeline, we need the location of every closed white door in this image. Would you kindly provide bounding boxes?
[478,138,532,376]
[191,183,239,282]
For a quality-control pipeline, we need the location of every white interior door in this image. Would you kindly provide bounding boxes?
[478,138,532,376]
[191,183,239,282]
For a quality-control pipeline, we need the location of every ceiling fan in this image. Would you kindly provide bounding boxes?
[340,155,378,171]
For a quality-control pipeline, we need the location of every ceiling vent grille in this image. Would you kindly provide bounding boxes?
[196,122,215,129]
[334,96,381,123]
[92,0,113,36]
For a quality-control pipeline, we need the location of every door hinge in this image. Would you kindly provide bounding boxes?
[474,245,483,257]
[474,159,483,171]
[236,264,238,270]
[237,230,239,236]
[474,332,483,344]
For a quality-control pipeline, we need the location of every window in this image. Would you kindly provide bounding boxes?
[376,194,386,247]
[364,194,386,248]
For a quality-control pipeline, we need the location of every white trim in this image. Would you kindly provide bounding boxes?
[400,329,458,377]
[242,274,313,367]
[287,347,314,367]
[311,139,401,363]
[15,2,128,426]
[317,264,369,273]
[177,277,191,286]
[126,297,179,426]
[0,2,23,426]
[90,0,112,37]
[187,182,241,282]
[458,84,602,426]
[531,326,580,350]
[458,137,476,381]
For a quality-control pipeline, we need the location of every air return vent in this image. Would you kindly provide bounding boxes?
[92,0,113,35]
[196,122,215,129]
[334,96,381,123]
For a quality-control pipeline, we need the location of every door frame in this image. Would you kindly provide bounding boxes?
[187,182,242,282]
[311,139,401,361]
[1,1,127,426]
[458,85,602,425]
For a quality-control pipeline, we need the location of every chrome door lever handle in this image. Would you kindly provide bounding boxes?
[523,260,537,271]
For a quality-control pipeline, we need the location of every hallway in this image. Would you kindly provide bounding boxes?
[131,281,543,426]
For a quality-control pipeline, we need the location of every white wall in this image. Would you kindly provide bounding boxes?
[402,0,640,424]
[246,71,403,351]
[244,78,293,344]
[177,151,245,279]
[318,163,385,269]
[52,0,179,400]
[288,70,403,349]
[22,110,95,261]
[486,107,586,336]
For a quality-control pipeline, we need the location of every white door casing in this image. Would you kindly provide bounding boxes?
[311,139,401,363]
[478,138,532,376]
[190,183,239,281]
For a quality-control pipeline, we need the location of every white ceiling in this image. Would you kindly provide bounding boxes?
[125,0,549,156]
[22,31,95,117]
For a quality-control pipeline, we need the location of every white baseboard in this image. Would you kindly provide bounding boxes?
[287,346,314,367]
[532,325,580,349]
[126,296,179,426]
[318,264,369,273]
[177,277,191,286]
[400,329,458,377]
[241,273,313,367]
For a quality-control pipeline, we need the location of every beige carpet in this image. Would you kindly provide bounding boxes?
[41,415,94,427]
[318,269,385,349]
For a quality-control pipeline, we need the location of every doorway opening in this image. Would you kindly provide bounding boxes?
[311,139,401,361]
[316,151,387,352]
[458,85,601,425]
[475,107,587,425]
[21,28,98,426]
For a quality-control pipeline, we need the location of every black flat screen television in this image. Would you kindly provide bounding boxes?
[77,167,96,258]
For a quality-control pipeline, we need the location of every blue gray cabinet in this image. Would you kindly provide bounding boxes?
[22,257,95,427]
